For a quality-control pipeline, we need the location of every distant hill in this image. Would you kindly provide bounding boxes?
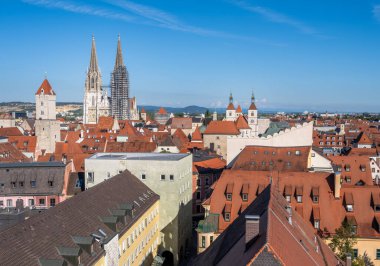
[139,105,209,114]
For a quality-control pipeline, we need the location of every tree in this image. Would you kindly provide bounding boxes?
[353,252,374,266]
[205,109,210,118]
[328,220,357,261]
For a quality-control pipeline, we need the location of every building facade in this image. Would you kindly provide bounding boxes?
[85,153,193,264]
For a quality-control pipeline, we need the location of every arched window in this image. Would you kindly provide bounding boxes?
[91,77,94,88]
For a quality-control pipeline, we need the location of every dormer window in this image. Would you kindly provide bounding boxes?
[242,193,248,202]
[346,176,351,183]
[11,181,16,188]
[345,193,354,212]
[226,193,232,201]
[312,187,319,203]
[224,203,231,222]
[295,150,301,156]
[296,187,303,203]
[360,165,366,172]
[225,212,230,222]
[48,181,53,187]
[345,164,351,172]
[31,180,36,187]
[337,165,342,172]
[284,185,292,203]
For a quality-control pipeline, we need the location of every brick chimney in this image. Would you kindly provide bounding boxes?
[245,215,260,244]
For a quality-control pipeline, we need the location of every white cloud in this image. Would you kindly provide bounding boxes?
[229,0,318,35]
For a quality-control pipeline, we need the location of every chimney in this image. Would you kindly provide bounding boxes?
[346,254,352,266]
[286,206,292,225]
[245,215,260,244]
[334,171,341,199]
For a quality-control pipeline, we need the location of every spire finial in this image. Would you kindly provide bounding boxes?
[89,35,99,72]
[251,90,255,103]
[229,92,233,104]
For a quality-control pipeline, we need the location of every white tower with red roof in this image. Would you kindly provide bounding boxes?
[35,79,60,154]
[225,93,236,121]
[248,92,258,136]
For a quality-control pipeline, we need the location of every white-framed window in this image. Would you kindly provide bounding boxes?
[314,220,320,229]
[141,173,146,180]
[87,172,94,182]
[160,174,165,181]
[346,204,354,212]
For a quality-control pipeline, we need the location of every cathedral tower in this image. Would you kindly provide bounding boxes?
[83,36,111,124]
[111,36,130,120]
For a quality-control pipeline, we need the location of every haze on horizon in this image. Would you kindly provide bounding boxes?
[0,0,379,112]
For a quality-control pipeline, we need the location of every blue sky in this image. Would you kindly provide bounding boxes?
[0,0,380,112]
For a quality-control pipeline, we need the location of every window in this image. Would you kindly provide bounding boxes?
[50,198,56,207]
[48,180,53,187]
[287,151,291,156]
[0,201,3,206]
[19,181,24,187]
[6,199,12,207]
[295,150,301,156]
[28,199,34,206]
[242,193,248,202]
[313,196,319,203]
[353,249,358,258]
[226,193,232,201]
[314,220,320,229]
[30,181,36,188]
[210,236,214,244]
[170,175,174,181]
[225,212,230,222]
[141,174,146,180]
[205,178,209,186]
[160,174,165,181]
[375,205,380,212]
[376,249,380,260]
[197,179,201,186]
[11,182,16,188]
[297,195,302,203]
[39,198,45,206]
[196,192,201,200]
[201,236,206,248]
[346,204,353,212]
[285,195,291,203]
[319,142,323,145]
[346,177,351,183]
[87,172,94,182]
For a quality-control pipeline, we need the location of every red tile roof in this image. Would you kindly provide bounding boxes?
[0,127,23,137]
[170,117,192,129]
[235,115,250,130]
[35,79,56,95]
[204,121,240,135]
[157,107,167,115]
[97,116,114,130]
[191,126,202,141]
[232,146,311,172]
[8,136,37,153]
[358,132,373,145]
[0,142,30,163]
[236,105,242,113]
[226,103,235,110]
[248,102,257,110]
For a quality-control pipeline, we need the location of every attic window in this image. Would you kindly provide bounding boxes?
[287,151,291,156]
[225,212,230,222]
[345,165,351,172]
[296,187,303,203]
[226,193,232,201]
[360,165,366,172]
[345,193,354,212]
[312,187,319,203]
[346,176,351,183]
[48,181,54,187]
[295,150,301,156]
[284,186,292,203]
[31,181,36,187]
[11,182,16,188]
[242,193,248,202]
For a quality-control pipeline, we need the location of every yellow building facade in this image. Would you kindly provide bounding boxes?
[118,201,160,266]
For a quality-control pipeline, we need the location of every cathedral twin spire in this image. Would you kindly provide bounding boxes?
[89,35,99,73]
[114,35,124,70]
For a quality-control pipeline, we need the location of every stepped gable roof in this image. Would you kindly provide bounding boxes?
[357,132,373,145]
[232,146,311,172]
[157,107,167,115]
[8,136,37,153]
[35,79,55,95]
[226,103,235,111]
[194,183,341,266]
[0,142,30,163]
[0,127,23,137]
[235,105,242,113]
[191,126,202,141]
[203,121,240,135]
[235,115,250,130]
[0,170,159,265]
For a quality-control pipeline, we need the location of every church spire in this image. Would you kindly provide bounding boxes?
[89,35,99,72]
[229,92,233,104]
[251,91,255,103]
[114,35,124,69]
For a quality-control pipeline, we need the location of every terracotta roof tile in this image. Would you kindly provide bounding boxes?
[191,126,202,141]
[235,115,250,130]
[35,79,56,95]
[0,127,23,137]
[157,107,167,115]
[236,105,242,113]
[226,103,235,110]
[204,121,240,135]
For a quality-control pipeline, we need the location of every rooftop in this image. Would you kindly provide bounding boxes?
[0,161,65,168]
[88,152,190,161]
